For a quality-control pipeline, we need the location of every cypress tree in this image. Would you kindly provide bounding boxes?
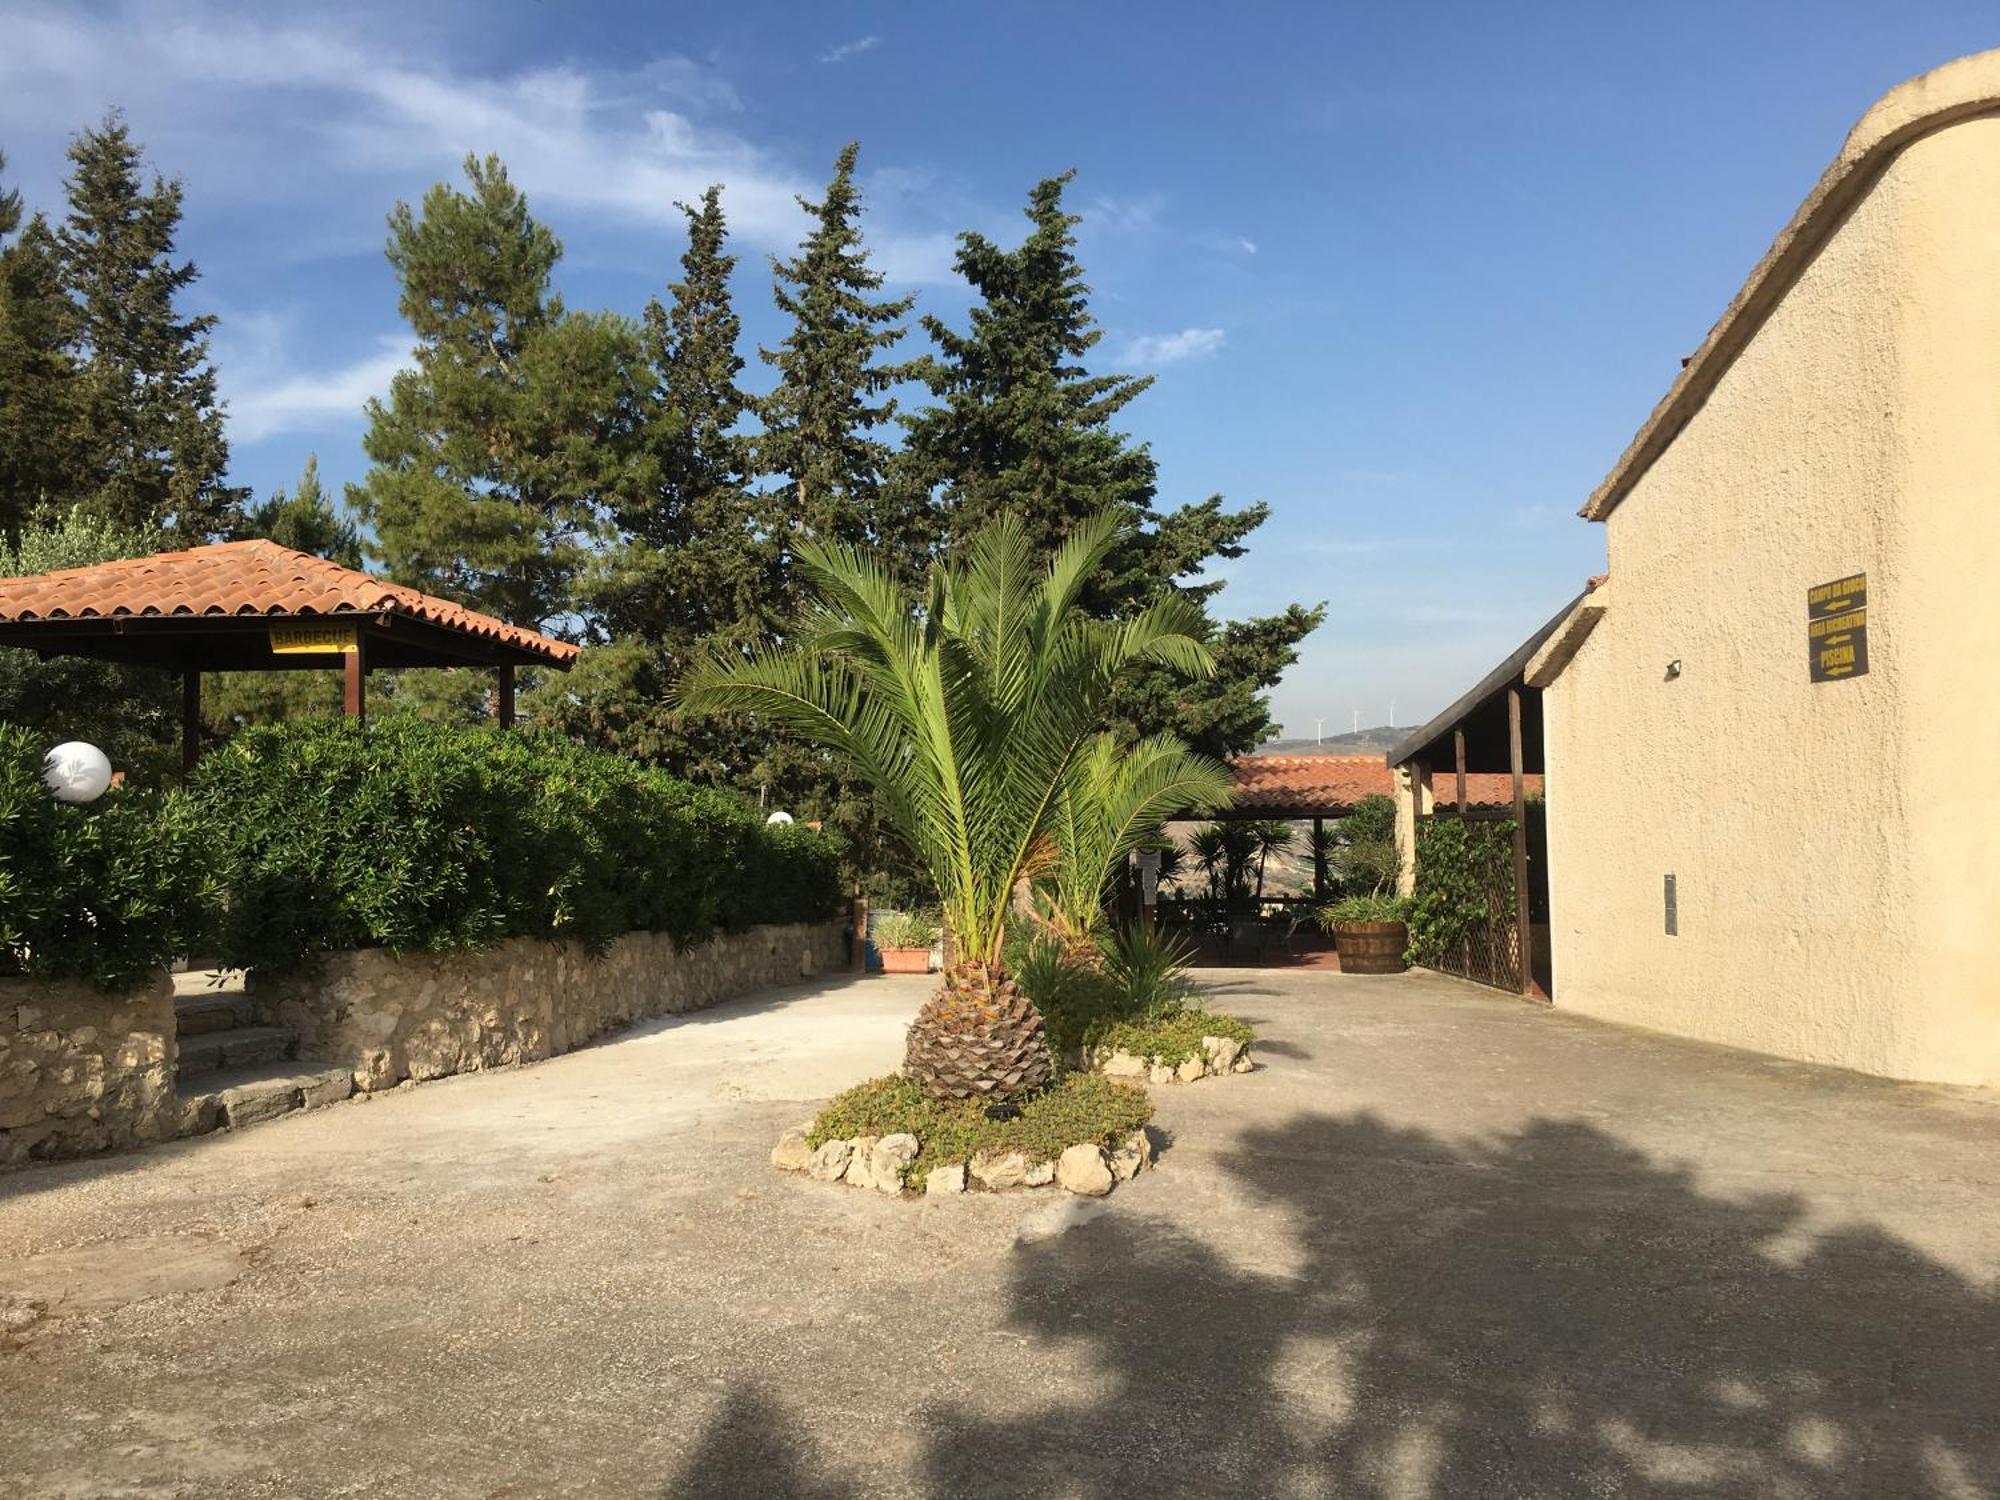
[898,172,1323,758]
[554,186,773,769]
[0,152,80,540]
[756,142,917,594]
[53,117,243,538]
[349,154,658,633]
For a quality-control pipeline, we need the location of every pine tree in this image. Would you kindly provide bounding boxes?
[0,151,80,540]
[54,116,243,538]
[898,172,1323,757]
[552,186,772,766]
[349,154,658,633]
[756,142,917,595]
[242,455,361,566]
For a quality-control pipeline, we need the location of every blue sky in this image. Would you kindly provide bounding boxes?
[2,1,1994,734]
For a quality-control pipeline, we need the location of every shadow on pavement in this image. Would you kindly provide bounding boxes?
[665,1111,2000,1497]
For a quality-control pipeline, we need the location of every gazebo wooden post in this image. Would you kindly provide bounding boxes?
[181,670,201,772]
[1312,814,1327,901]
[495,664,516,729]
[1454,727,1468,812]
[344,635,367,725]
[1508,686,1531,997]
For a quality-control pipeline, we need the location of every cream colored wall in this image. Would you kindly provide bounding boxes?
[1545,113,2000,1085]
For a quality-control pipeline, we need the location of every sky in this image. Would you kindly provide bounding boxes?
[1,0,1995,736]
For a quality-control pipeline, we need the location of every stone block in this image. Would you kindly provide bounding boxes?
[1056,1143,1113,1197]
[924,1164,966,1195]
[771,1128,813,1172]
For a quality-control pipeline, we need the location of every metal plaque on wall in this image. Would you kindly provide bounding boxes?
[1807,573,1868,682]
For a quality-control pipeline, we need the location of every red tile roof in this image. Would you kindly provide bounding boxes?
[1229,755,1540,814]
[0,540,578,664]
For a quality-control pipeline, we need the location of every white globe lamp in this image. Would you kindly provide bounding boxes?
[766,810,794,825]
[43,741,114,804]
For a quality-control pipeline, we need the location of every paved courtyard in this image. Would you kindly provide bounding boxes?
[2,966,1997,1498]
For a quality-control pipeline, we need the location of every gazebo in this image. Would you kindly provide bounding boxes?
[0,539,578,767]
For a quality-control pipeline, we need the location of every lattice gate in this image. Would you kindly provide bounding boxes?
[1412,811,1524,994]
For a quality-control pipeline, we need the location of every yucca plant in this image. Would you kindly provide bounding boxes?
[677,510,1214,1100]
[1035,733,1233,964]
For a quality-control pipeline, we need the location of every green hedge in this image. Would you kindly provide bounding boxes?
[186,719,845,973]
[0,725,221,991]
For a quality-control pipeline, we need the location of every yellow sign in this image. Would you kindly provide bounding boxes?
[1806,573,1867,682]
[269,621,359,656]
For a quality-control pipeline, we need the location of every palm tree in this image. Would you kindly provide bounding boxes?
[1188,824,1229,903]
[1036,733,1234,965]
[1250,818,1296,902]
[677,510,1213,1100]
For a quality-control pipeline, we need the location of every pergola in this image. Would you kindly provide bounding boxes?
[0,539,578,767]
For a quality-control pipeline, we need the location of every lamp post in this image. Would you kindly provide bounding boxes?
[42,742,112,804]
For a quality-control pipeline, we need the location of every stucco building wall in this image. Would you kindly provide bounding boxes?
[1543,76,2000,1084]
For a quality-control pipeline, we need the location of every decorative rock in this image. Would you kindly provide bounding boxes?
[1202,1036,1243,1074]
[925,1163,966,1195]
[1023,1159,1055,1187]
[1232,1054,1254,1073]
[1174,1055,1205,1084]
[771,1127,813,1172]
[870,1133,919,1194]
[970,1149,1030,1190]
[1108,1128,1153,1181]
[1056,1143,1114,1197]
[844,1136,880,1189]
[1148,1063,1175,1085]
[300,1068,354,1111]
[806,1139,853,1182]
[1098,1050,1146,1078]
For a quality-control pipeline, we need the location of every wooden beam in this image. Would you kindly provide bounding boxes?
[496,664,516,729]
[1508,686,1531,997]
[1312,815,1326,902]
[1454,727,1468,812]
[344,636,366,724]
[181,671,201,772]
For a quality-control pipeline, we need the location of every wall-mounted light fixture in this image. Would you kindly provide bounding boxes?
[1664,659,1683,680]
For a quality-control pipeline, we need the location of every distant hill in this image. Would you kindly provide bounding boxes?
[1251,726,1401,758]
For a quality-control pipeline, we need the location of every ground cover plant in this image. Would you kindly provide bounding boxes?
[806,1071,1153,1186]
[1013,925,1257,1068]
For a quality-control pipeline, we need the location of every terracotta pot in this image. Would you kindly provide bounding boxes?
[879,947,933,975]
[1333,921,1408,975]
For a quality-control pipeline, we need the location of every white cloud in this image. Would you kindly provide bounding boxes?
[819,35,883,65]
[0,3,949,270]
[1121,327,1227,366]
[1239,237,1259,254]
[225,335,411,443]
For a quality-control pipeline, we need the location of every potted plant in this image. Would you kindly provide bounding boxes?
[1317,892,1410,974]
[873,912,940,975]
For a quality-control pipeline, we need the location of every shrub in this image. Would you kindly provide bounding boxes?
[1407,815,1516,967]
[1011,924,1255,1067]
[873,911,940,950]
[0,724,222,991]
[1318,892,1410,928]
[807,1071,1153,1183]
[187,718,843,972]
[1100,924,1196,1013]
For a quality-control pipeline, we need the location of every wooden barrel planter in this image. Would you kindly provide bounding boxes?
[1333,921,1409,974]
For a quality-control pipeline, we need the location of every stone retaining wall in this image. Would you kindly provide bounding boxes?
[258,921,849,1093]
[0,975,177,1166]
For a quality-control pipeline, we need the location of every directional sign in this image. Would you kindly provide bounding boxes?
[1807,573,1867,683]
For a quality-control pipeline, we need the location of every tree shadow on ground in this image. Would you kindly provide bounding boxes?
[665,1112,2000,1498]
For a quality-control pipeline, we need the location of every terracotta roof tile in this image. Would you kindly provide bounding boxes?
[0,540,578,665]
[1229,755,1539,813]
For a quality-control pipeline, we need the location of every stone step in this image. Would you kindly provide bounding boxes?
[177,1061,354,1137]
[174,991,257,1036]
[176,1024,296,1078]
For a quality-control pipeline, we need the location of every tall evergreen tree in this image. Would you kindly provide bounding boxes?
[242,455,361,567]
[54,116,243,538]
[349,154,658,633]
[552,186,772,769]
[0,151,79,540]
[897,172,1323,757]
[756,142,917,592]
